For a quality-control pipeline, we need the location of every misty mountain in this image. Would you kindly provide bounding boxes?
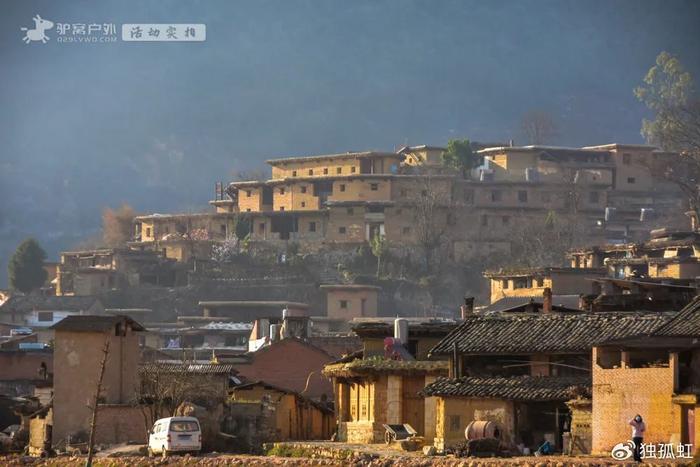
[1,0,700,287]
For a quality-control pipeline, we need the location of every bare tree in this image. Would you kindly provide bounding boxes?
[507,211,585,268]
[520,110,558,145]
[412,177,451,274]
[102,203,136,247]
[136,364,227,436]
[231,168,268,182]
[86,339,110,467]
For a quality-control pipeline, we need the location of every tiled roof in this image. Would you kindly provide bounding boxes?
[429,312,672,356]
[421,376,591,401]
[650,297,700,337]
[50,315,145,332]
[140,362,236,375]
[1,294,100,314]
[481,295,582,313]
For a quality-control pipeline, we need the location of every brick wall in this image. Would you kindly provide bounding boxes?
[94,405,147,444]
[591,348,677,454]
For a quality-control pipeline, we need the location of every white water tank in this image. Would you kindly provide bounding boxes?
[394,318,408,345]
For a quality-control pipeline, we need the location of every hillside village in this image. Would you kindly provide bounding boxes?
[2,137,700,465]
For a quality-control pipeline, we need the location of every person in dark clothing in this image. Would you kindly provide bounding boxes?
[629,414,646,462]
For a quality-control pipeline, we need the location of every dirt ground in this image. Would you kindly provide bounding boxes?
[0,454,694,466]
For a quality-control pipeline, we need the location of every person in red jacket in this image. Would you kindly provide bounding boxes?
[629,415,646,462]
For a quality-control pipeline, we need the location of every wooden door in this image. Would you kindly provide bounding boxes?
[401,376,425,435]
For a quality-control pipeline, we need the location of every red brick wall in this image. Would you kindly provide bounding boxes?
[234,339,334,401]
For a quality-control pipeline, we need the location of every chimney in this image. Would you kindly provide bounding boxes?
[543,287,553,313]
[460,297,475,318]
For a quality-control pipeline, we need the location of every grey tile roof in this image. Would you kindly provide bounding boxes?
[650,297,700,337]
[1,294,100,314]
[421,375,591,401]
[50,315,145,332]
[429,312,672,356]
[481,295,582,313]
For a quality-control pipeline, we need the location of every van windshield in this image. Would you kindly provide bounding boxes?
[170,421,199,432]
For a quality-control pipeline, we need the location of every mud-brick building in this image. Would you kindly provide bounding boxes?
[591,298,700,454]
[425,311,669,452]
[484,267,606,305]
[50,315,145,446]
[56,248,178,296]
[231,381,334,442]
[322,319,453,444]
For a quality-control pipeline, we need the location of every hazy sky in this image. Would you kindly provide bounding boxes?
[1,0,699,286]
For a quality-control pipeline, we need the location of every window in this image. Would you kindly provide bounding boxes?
[589,191,600,204]
[513,278,529,289]
[308,169,314,176]
[502,216,510,225]
[323,168,328,175]
[336,167,342,174]
[259,223,265,233]
[292,170,297,177]
[279,206,285,211]
[351,166,356,173]
[370,183,378,191]
[145,227,152,238]
[627,177,636,184]
[491,190,502,202]
[301,201,306,207]
[501,279,508,289]
[518,190,528,203]
[300,186,307,194]
[339,184,346,192]
[480,215,488,226]
[464,189,474,204]
[246,208,251,212]
[37,311,53,322]
[402,227,411,235]
[347,208,354,215]
[449,415,461,432]
[220,224,226,235]
[246,190,251,197]
[309,222,316,232]
[279,188,285,195]
[339,226,346,234]
[622,153,631,165]
[340,300,348,309]
[400,188,408,197]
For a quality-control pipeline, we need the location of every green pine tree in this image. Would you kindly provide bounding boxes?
[8,238,48,293]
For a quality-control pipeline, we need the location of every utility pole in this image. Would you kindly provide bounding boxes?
[86,339,110,467]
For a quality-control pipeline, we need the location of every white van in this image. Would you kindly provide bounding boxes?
[148,416,202,457]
